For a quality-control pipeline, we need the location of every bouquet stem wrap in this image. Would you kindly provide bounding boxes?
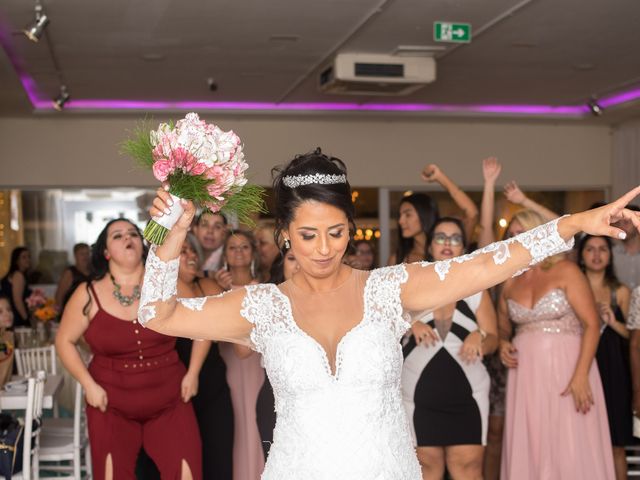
[143,194,184,244]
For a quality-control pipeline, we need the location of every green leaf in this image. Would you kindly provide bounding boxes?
[120,120,155,168]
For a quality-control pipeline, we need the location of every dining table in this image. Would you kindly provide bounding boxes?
[0,374,64,410]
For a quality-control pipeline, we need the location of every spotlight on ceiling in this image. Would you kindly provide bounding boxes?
[587,98,603,116]
[52,86,70,111]
[23,5,49,43]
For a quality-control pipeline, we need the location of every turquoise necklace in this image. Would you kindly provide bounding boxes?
[109,273,141,307]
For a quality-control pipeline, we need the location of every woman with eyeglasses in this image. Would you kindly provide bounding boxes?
[402,217,498,480]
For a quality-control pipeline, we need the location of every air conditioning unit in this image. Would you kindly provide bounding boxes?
[319,53,436,96]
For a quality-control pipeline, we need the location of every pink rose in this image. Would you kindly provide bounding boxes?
[152,159,174,182]
[206,183,226,200]
[190,162,207,175]
[204,165,224,180]
[169,147,190,169]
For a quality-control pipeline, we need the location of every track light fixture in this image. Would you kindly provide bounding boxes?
[587,98,603,116]
[52,85,70,110]
[23,4,49,43]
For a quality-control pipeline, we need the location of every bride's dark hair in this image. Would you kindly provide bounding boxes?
[272,148,355,249]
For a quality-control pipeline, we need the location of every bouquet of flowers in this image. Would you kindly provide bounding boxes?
[25,289,58,323]
[122,113,265,244]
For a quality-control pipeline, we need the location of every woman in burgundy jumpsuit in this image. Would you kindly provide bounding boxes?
[56,219,202,480]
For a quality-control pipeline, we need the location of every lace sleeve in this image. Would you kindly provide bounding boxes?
[366,264,412,339]
[240,283,282,353]
[138,246,213,326]
[628,287,640,330]
[138,246,180,325]
[420,215,574,281]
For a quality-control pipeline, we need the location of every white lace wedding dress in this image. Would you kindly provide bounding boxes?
[138,217,573,480]
[241,265,421,479]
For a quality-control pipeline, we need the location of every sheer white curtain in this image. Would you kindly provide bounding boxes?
[612,119,640,202]
[22,190,67,283]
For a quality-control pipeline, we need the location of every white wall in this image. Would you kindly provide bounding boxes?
[0,115,611,189]
[612,119,640,200]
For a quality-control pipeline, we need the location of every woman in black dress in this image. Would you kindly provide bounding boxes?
[0,247,32,328]
[402,218,498,480]
[55,243,91,309]
[175,234,234,480]
[579,234,632,480]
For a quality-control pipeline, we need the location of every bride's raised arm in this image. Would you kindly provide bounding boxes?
[137,189,253,345]
[401,186,640,313]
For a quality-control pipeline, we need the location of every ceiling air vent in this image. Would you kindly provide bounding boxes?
[319,53,436,96]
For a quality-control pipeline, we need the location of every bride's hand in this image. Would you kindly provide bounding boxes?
[565,185,640,240]
[150,184,196,231]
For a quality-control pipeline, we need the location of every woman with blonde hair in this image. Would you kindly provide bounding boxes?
[478,157,562,479]
[499,210,615,479]
[254,222,280,282]
[215,230,265,480]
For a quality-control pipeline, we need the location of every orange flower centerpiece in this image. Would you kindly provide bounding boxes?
[26,289,58,323]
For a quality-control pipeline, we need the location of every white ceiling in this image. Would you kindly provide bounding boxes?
[1,0,639,121]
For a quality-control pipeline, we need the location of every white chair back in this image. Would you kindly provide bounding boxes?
[13,328,35,349]
[20,371,46,480]
[15,346,57,376]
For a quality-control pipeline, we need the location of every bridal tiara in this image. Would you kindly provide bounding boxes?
[282,173,347,188]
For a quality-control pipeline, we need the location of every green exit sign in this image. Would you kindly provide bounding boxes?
[434,22,472,43]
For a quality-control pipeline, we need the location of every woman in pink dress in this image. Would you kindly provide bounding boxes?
[498,210,615,479]
[215,230,265,480]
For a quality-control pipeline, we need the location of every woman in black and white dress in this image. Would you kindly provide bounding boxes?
[402,217,498,480]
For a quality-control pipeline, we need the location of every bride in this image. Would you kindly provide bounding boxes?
[139,149,640,480]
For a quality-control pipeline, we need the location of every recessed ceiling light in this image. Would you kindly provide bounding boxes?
[268,34,300,42]
[140,53,166,62]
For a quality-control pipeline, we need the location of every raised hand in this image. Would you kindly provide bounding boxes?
[150,185,196,232]
[570,185,640,240]
[504,181,526,205]
[421,164,443,183]
[482,157,502,184]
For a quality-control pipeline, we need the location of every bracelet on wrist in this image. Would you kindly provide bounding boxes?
[477,328,487,342]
